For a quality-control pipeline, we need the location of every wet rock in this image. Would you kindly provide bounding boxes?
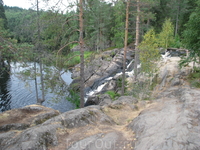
[71,48,134,91]
[101,80,117,93]
[85,94,112,106]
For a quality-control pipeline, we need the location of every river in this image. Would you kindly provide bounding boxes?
[0,62,75,113]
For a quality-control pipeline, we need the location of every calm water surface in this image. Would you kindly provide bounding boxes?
[0,62,75,113]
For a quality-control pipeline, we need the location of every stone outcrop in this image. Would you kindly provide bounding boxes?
[0,96,143,150]
[128,86,200,150]
[70,48,134,92]
[0,105,59,132]
[1,86,200,150]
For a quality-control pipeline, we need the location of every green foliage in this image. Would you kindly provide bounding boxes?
[111,0,126,48]
[171,35,183,48]
[183,0,200,58]
[5,7,37,43]
[64,51,93,68]
[158,18,175,49]
[116,77,127,89]
[188,67,200,88]
[139,28,160,75]
[67,89,80,109]
[0,2,7,29]
[84,0,112,51]
[105,91,120,100]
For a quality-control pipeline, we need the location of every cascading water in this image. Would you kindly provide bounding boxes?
[84,51,172,103]
[84,59,138,102]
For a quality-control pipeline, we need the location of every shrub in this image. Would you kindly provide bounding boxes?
[105,91,120,100]
[188,67,200,88]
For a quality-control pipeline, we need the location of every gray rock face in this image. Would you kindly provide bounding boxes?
[67,132,120,150]
[85,94,112,106]
[43,106,115,128]
[0,105,59,132]
[1,86,200,150]
[128,87,200,150]
[113,96,138,105]
[0,105,115,150]
[0,124,61,150]
[71,48,134,91]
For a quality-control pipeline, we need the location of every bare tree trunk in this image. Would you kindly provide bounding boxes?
[79,0,85,108]
[34,61,39,102]
[122,0,130,95]
[175,0,180,36]
[134,0,140,81]
[36,0,45,104]
[39,59,45,102]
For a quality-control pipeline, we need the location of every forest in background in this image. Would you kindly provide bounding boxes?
[1,0,200,108]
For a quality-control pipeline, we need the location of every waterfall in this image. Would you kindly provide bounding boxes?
[85,59,137,102]
[85,51,172,103]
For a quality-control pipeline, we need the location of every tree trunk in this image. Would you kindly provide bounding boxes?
[79,0,85,108]
[134,0,140,81]
[39,59,45,102]
[34,61,39,103]
[175,0,180,36]
[36,0,45,104]
[122,0,130,95]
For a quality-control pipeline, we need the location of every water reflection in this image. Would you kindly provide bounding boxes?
[0,62,75,113]
[0,69,11,111]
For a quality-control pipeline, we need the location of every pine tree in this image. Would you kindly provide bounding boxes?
[139,28,160,75]
[158,18,175,49]
[84,0,112,51]
[79,0,85,108]
[183,0,200,61]
[111,0,126,48]
[0,0,7,29]
[122,0,130,95]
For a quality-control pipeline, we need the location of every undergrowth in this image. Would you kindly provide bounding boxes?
[188,67,200,88]
[105,91,120,100]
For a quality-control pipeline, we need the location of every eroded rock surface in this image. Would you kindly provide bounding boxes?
[0,96,141,150]
[0,104,59,132]
[70,48,134,91]
[128,86,200,150]
[0,86,200,150]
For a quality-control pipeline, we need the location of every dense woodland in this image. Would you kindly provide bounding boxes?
[0,0,200,108]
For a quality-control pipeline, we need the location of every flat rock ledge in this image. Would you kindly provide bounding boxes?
[0,86,200,150]
[128,86,200,150]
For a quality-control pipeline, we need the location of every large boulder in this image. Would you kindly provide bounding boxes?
[0,105,116,150]
[0,104,59,132]
[43,105,115,128]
